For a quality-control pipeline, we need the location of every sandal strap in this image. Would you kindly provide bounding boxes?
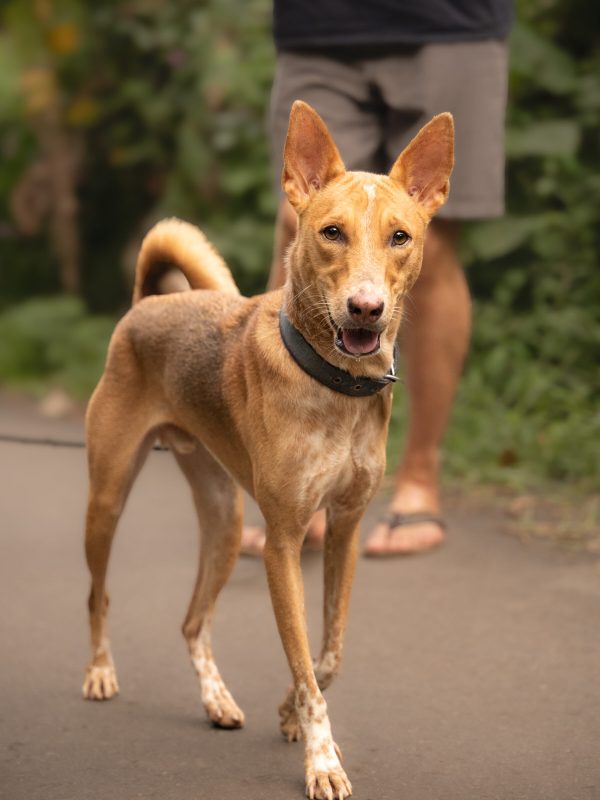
[383,511,446,531]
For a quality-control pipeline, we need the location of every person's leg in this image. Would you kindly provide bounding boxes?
[361,40,506,554]
[363,218,470,554]
[267,196,297,291]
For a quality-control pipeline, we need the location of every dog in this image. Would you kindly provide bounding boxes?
[82,100,454,799]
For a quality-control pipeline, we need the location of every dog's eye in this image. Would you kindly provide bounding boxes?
[392,230,410,246]
[322,225,341,241]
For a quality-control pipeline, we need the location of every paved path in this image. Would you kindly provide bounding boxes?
[1,396,599,800]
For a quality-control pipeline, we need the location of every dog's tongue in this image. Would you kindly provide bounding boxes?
[341,328,380,355]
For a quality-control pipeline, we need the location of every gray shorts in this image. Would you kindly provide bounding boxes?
[269,41,508,219]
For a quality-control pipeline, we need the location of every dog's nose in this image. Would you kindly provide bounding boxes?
[347,292,384,323]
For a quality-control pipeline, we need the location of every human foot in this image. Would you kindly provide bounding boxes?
[363,512,445,556]
[363,482,445,556]
[302,509,327,551]
[240,510,326,557]
[239,525,266,557]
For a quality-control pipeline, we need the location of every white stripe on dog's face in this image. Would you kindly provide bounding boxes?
[361,184,378,273]
[363,183,376,201]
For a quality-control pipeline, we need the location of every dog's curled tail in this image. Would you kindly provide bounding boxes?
[132,218,239,304]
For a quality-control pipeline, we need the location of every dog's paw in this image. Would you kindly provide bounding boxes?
[305,765,352,800]
[82,664,119,700]
[204,684,245,729]
[279,691,301,742]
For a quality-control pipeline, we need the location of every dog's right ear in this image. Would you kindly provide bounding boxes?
[389,113,455,218]
[282,101,345,211]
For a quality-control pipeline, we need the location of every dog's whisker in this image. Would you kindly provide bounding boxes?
[403,292,417,312]
[291,283,314,303]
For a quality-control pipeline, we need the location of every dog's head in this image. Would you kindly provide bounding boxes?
[282,101,454,371]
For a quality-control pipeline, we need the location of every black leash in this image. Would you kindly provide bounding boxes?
[0,433,168,451]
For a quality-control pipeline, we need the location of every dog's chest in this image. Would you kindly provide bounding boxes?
[291,398,387,508]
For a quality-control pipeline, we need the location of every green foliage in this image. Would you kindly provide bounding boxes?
[387,2,600,493]
[0,0,598,490]
[0,0,276,308]
[83,0,276,297]
[0,297,113,398]
[451,2,600,489]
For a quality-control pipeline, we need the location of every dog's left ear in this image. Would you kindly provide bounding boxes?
[282,100,345,211]
[389,113,454,217]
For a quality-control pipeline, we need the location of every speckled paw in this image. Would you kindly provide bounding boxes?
[82,664,119,700]
[305,766,352,800]
[204,686,245,729]
[279,693,301,742]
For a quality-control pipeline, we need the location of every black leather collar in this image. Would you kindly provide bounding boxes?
[279,309,398,397]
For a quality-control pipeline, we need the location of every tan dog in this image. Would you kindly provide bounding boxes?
[82,101,454,799]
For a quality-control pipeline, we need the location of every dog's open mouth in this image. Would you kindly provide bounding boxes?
[336,328,381,356]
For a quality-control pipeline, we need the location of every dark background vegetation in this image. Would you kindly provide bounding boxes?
[0,0,598,492]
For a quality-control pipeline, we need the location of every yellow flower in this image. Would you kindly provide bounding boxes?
[47,23,80,55]
[67,97,99,127]
[20,68,56,114]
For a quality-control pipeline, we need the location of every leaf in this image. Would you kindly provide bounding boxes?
[0,35,23,118]
[465,216,544,260]
[506,120,580,159]
[510,23,577,95]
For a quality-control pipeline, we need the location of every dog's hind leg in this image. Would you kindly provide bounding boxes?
[82,380,156,700]
[170,442,245,728]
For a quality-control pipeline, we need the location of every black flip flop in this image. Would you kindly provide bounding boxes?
[363,511,446,558]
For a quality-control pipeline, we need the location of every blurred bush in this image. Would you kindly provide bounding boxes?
[0,296,114,397]
[454,0,600,489]
[0,0,598,489]
[0,0,276,309]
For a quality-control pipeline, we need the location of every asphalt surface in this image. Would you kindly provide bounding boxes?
[1,394,599,800]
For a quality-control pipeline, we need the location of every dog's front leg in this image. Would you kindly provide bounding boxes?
[279,507,362,740]
[263,522,352,800]
[316,506,363,691]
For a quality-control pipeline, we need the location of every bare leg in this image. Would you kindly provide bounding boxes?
[266,195,298,290]
[364,219,471,555]
[172,443,245,728]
